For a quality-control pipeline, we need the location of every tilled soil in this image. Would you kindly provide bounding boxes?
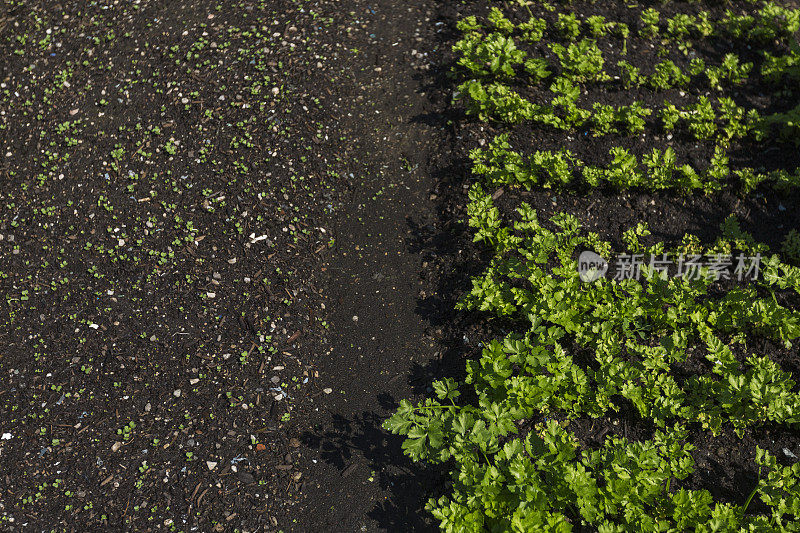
[283,1,452,531]
[0,0,450,530]
[5,0,799,530]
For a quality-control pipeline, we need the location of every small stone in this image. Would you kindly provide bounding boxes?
[271,87,280,96]
[323,388,333,394]
[69,108,79,116]
[207,461,218,470]
[111,441,122,452]
[235,470,255,484]
[173,389,181,398]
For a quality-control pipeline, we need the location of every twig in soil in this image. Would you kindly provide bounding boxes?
[163,433,179,450]
[197,488,209,507]
[190,482,202,502]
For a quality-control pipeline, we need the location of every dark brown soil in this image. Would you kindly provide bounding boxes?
[0,0,452,530]
[0,0,460,529]
[3,0,800,530]
[284,1,453,531]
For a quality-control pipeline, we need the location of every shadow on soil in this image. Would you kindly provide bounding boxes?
[294,15,486,530]
[301,410,440,531]
[295,163,479,533]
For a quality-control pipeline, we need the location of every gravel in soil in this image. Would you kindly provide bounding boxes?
[0,0,449,530]
[9,0,798,529]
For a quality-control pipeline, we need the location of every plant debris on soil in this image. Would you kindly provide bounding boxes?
[0,0,450,530]
[8,0,800,530]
